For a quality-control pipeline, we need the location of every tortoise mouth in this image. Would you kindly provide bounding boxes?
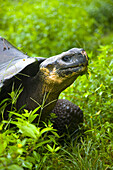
[57,62,88,76]
[59,63,85,70]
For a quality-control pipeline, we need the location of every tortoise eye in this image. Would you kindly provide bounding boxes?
[62,55,71,62]
[78,53,82,56]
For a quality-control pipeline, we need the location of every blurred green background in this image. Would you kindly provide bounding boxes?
[0,0,113,169]
[0,0,113,57]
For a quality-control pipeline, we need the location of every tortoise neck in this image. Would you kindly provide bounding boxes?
[33,72,60,107]
[17,72,59,117]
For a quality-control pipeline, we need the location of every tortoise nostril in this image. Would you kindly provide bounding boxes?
[81,50,88,58]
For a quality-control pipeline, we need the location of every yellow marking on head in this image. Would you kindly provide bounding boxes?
[40,65,87,93]
[40,67,50,76]
[40,67,65,93]
[40,67,64,84]
[49,68,63,84]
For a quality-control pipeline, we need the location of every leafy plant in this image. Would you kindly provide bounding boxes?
[0,107,60,169]
[0,0,113,169]
[60,44,113,169]
[1,0,113,58]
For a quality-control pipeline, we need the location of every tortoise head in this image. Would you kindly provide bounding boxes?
[40,48,88,93]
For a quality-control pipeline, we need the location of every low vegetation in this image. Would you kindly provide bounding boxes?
[0,0,113,169]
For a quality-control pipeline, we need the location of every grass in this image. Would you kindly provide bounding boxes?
[0,44,113,169]
[0,0,113,169]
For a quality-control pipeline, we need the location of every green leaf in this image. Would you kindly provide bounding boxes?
[31,106,41,115]
[33,151,40,163]
[28,114,39,123]
[55,146,61,152]
[47,144,53,152]
[7,164,23,170]
[41,127,55,135]
[15,121,40,139]
[0,134,7,154]
[22,161,32,169]
[10,111,26,119]
[36,140,51,149]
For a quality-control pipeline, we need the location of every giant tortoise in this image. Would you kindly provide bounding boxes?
[0,37,88,135]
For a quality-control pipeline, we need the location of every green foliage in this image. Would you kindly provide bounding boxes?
[60,44,113,169]
[87,0,113,31]
[0,0,113,169]
[0,0,113,57]
[0,109,60,169]
[0,47,112,169]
